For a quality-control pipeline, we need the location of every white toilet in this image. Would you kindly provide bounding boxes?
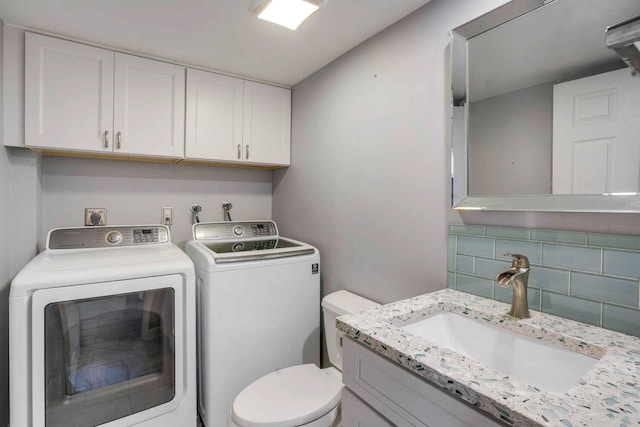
[227,290,379,427]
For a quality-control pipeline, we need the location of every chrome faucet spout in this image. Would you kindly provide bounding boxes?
[496,254,531,319]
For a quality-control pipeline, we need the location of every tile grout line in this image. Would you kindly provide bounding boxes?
[599,302,604,327]
[600,248,604,275]
[537,288,542,312]
[453,235,458,272]
[539,242,543,266]
[492,236,496,259]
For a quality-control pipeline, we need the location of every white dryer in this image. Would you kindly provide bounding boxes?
[185,221,320,427]
[9,225,197,427]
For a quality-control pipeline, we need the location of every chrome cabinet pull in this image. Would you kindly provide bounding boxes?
[237,144,241,159]
[245,145,250,160]
[117,132,122,149]
[104,130,109,148]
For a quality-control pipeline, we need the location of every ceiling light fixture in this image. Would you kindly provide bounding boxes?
[251,0,321,31]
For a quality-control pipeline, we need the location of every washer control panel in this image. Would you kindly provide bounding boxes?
[48,225,170,250]
[194,221,278,241]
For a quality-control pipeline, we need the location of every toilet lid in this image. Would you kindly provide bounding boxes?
[231,364,342,427]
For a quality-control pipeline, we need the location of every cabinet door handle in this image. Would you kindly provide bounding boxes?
[104,131,109,149]
[237,144,241,160]
[117,132,122,149]
[245,145,250,160]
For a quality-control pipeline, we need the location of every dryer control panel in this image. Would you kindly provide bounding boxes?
[47,225,170,250]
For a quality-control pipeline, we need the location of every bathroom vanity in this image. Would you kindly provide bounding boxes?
[337,289,640,426]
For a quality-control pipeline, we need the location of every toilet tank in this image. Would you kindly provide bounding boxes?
[321,290,379,371]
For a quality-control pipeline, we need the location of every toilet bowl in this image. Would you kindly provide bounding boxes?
[227,290,379,427]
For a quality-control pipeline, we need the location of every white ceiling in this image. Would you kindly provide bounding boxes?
[0,0,431,87]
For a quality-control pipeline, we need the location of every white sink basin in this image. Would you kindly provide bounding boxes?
[399,312,599,394]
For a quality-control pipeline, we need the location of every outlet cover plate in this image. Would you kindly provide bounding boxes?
[85,208,106,226]
[162,207,173,225]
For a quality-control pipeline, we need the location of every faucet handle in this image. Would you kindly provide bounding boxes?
[504,253,530,268]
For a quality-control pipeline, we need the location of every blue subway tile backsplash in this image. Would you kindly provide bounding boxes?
[456,274,494,299]
[541,291,602,327]
[588,233,640,251]
[448,224,640,338]
[570,271,638,306]
[541,244,601,273]
[455,254,474,274]
[474,257,510,280]
[486,226,530,240]
[530,229,587,246]
[457,235,494,257]
[602,249,640,279]
[602,303,640,336]
[528,266,569,293]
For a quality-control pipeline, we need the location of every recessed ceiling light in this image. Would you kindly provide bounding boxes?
[251,0,321,31]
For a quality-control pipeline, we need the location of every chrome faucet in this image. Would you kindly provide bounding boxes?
[496,254,531,319]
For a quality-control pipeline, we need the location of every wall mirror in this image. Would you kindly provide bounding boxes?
[451,0,640,212]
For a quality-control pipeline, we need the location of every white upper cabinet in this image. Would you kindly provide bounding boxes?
[243,81,291,166]
[185,69,291,167]
[114,53,185,158]
[25,32,114,152]
[25,33,185,159]
[185,68,243,162]
[21,31,288,167]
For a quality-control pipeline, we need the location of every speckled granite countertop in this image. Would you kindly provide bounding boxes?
[336,289,640,427]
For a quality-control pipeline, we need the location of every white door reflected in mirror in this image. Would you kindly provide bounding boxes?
[553,68,640,195]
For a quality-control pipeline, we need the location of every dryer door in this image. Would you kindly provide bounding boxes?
[30,275,185,427]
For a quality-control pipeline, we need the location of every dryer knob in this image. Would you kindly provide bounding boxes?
[106,230,123,245]
[232,225,244,236]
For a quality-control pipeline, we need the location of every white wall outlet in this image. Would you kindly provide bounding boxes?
[85,208,106,226]
[162,207,173,225]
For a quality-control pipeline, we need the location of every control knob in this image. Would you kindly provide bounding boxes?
[105,230,123,245]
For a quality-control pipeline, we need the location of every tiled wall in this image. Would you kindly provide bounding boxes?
[447,224,640,338]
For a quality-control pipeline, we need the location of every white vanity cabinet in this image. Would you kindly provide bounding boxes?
[24,32,185,159]
[185,68,291,167]
[342,338,504,427]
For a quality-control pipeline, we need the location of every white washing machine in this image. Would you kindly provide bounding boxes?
[185,221,320,427]
[9,225,197,427]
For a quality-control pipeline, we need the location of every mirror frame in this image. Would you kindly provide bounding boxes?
[450,0,640,212]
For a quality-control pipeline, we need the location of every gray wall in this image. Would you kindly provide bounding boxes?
[275,0,640,311]
[0,147,7,426]
[1,149,42,427]
[0,21,8,424]
[273,0,511,305]
[0,148,42,427]
[42,156,273,247]
[468,83,552,196]
[0,145,9,427]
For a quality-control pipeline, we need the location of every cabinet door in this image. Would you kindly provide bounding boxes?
[185,69,243,162]
[342,388,394,427]
[243,81,291,166]
[113,53,185,158]
[25,33,114,152]
[343,338,503,427]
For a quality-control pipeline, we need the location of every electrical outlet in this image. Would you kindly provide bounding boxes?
[162,207,173,225]
[85,208,106,226]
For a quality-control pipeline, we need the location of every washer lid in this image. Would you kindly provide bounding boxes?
[231,364,342,427]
